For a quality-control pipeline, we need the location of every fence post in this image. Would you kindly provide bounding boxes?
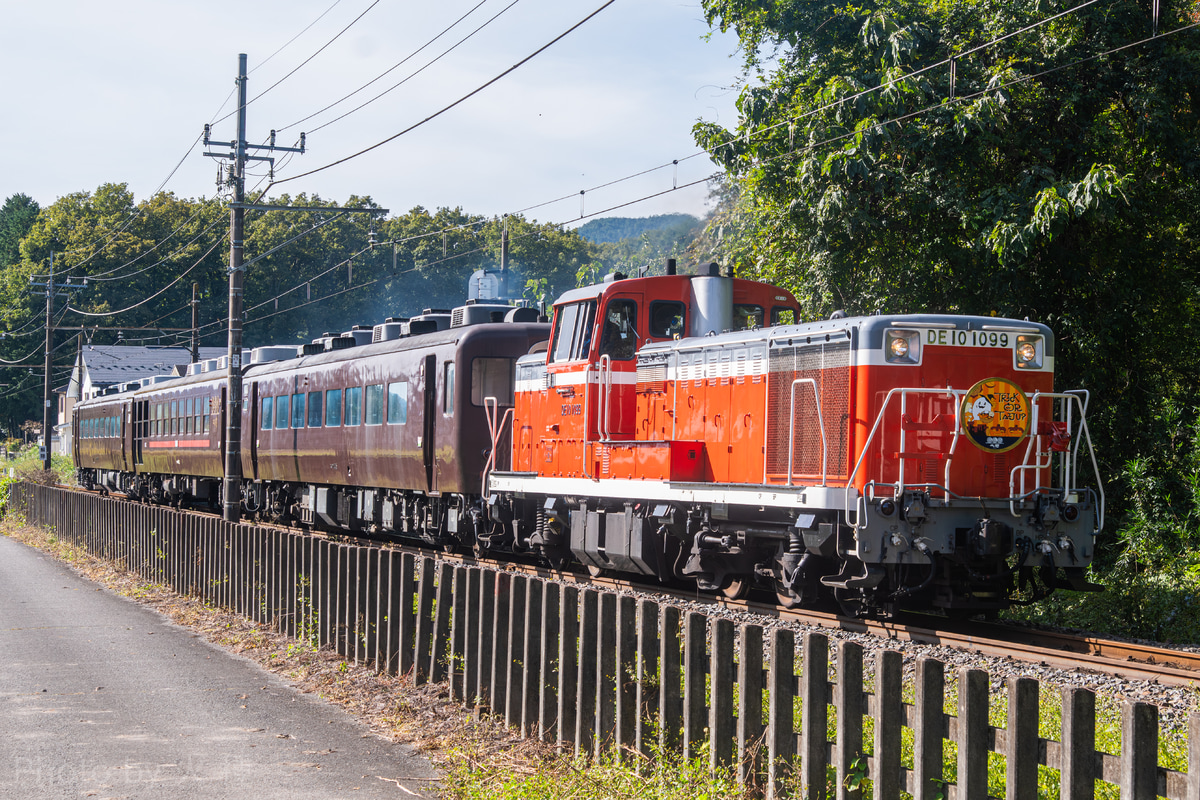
[364,546,381,666]
[1003,676,1039,800]
[557,585,579,751]
[801,632,830,800]
[836,640,864,800]
[462,567,482,703]
[767,627,795,800]
[914,658,945,800]
[1122,701,1159,800]
[450,565,469,700]
[431,561,454,683]
[414,556,437,685]
[710,617,735,772]
[521,577,543,737]
[873,649,902,800]
[397,552,417,677]
[539,581,560,743]
[505,575,527,728]
[615,594,637,761]
[596,591,617,757]
[659,605,682,756]
[476,570,495,710]
[1061,686,1096,800]
[490,571,511,713]
[1188,713,1200,800]
[683,611,707,763]
[738,624,764,790]
[957,668,989,800]
[575,588,599,757]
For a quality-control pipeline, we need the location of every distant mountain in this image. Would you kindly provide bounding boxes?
[577,214,699,244]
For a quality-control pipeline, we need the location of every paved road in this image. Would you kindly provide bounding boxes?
[0,535,440,799]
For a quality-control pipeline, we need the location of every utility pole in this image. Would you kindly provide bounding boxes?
[203,53,306,522]
[202,55,384,521]
[29,253,84,471]
[190,282,200,363]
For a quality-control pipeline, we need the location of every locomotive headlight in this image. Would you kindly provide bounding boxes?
[885,330,920,364]
[1015,334,1044,370]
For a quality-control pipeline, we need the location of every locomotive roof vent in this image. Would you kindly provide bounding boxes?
[217,356,231,370]
[422,308,451,315]
[602,271,628,283]
[327,336,356,351]
[451,303,514,328]
[373,321,405,342]
[250,346,295,365]
[341,328,374,346]
[200,358,220,372]
[185,362,204,376]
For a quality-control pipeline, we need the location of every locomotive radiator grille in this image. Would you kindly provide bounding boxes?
[767,341,851,480]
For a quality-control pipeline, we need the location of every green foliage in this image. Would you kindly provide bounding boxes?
[0,194,39,268]
[694,0,1200,595]
[443,748,750,800]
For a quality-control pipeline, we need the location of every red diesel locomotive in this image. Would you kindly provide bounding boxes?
[74,265,1102,615]
[486,265,1102,616]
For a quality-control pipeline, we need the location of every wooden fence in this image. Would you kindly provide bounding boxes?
[9,482,1200,800]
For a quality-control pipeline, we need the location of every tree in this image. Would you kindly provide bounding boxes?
[694,0,1200,563]
[0,194,40,268]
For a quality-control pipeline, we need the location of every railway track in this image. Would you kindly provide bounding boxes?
[66,484,1200,687]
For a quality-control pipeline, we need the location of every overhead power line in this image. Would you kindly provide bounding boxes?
[269,0,617,187]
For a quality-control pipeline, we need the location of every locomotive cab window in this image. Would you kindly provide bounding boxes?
[600,299,638,360]
[471,357,514,406]
[550,300,597,363]
[649,301,685,339]
[771,306,797,326]
[387,382,408,424]
[734,304,765,331]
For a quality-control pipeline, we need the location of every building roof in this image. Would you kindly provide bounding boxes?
[67,345,229,397]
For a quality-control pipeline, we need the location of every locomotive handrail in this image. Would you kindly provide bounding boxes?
[1010,391,1104,532]
[845,387,963,530]
[787,378,828,487]
[597,354,613,443]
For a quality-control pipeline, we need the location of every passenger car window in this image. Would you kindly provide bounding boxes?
[261,397,273,430]
[388,382,408,424]
[291,393,306,428]
[471,358,514,406]
[345,387,362,426]
[443,363,456,415]
[325,389,342,427]
[275,395,290,429]
[365,384,384,425]
[307,391,323,428]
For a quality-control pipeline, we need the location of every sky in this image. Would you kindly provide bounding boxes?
[2,0,750,227]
